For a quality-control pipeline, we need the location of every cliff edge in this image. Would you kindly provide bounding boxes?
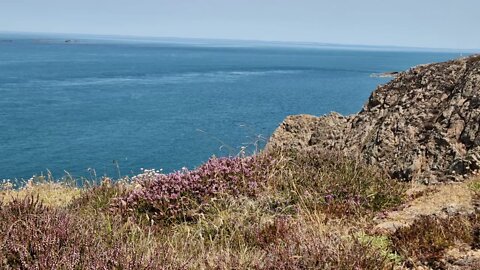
[267,55,480,182]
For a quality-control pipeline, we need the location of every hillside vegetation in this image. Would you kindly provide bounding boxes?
[1,151,479,269]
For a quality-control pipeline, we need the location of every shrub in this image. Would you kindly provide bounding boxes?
[390,214,480,268]
[0,197,183,269]
[255,223,393,269]
[253,216,293,248]
[69,177,129,213]
[114,155,274,223]
[270,149,406,217]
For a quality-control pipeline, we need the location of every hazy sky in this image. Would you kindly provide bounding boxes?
[1,0,479,49]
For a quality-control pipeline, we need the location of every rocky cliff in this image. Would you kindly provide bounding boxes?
[267,55,480,182]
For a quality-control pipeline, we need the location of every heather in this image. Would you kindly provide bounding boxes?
[114,156,274,223]
[1,153,479,269]
[390,213,480,268]
[0,197,179,269]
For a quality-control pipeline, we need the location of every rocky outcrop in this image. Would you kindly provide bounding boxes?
[267,55,480,182]
[267,113,351,151]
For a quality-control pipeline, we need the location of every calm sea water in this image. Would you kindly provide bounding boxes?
[0,34,466,180]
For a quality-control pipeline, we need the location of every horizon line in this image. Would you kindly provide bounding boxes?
[1,30,479,53]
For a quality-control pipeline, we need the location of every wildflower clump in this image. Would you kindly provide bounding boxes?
[115,155,273,223]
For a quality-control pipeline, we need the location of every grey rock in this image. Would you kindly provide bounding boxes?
[267,55,480,182]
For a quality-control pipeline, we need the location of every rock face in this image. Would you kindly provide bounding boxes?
[267,55,480,182]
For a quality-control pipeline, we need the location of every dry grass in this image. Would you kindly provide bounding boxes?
[2,153,479,269]
[390,213,479,269]
[0,180,82,207]
[268,149,406,219]
[375,181,476,233]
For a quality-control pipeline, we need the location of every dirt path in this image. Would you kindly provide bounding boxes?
[375,182,475,233]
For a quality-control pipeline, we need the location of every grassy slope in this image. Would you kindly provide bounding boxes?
[1,151,479,269]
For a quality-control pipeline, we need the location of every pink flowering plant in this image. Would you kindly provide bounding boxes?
[115,155,274,223]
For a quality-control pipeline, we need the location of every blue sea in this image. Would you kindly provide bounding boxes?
[0,33,468,181]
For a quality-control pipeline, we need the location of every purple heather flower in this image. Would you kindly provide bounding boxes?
[324,194,334,203]
[116,155,272,222]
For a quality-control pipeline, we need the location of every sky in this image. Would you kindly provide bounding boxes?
[1,0,479,50]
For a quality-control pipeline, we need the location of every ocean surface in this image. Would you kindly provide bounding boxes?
[0,33,469,181]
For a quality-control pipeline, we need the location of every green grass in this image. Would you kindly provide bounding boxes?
[470,178,480,194]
